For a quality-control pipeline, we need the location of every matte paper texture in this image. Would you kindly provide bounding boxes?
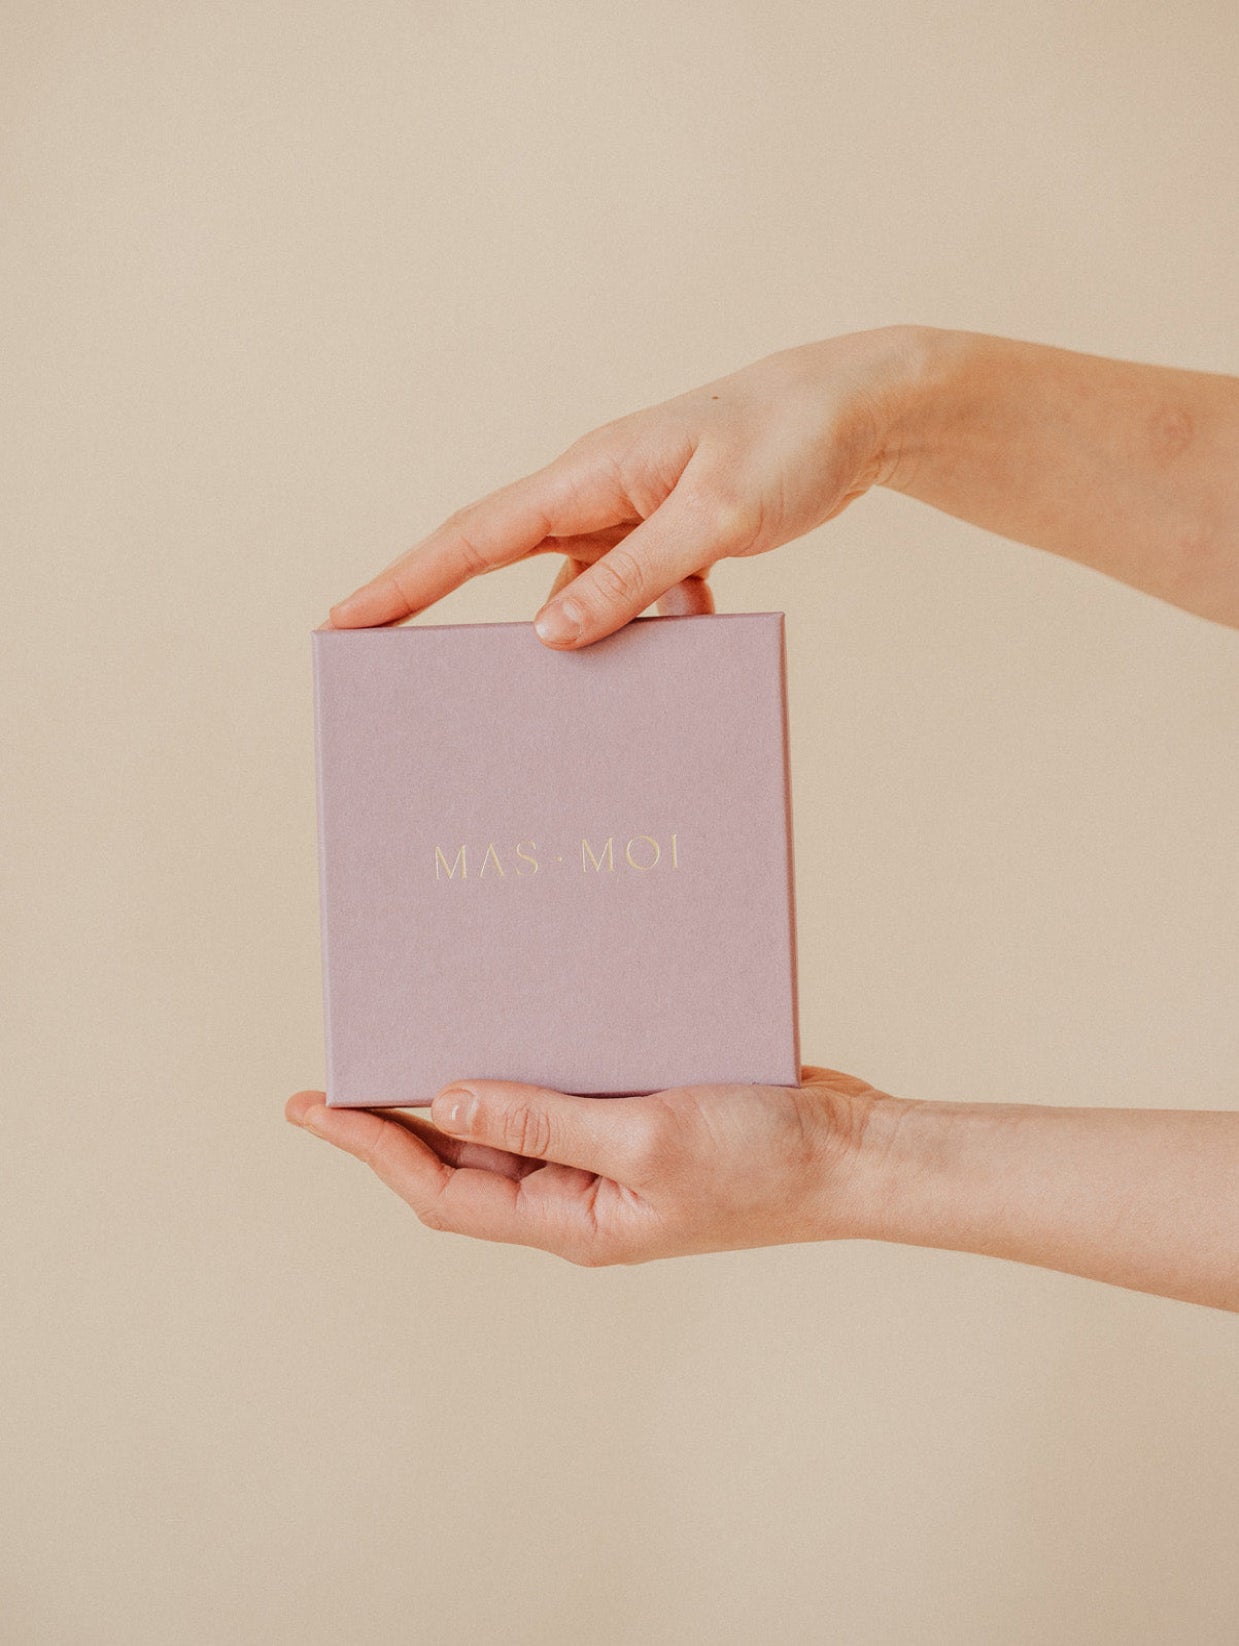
[313,613,800,1105]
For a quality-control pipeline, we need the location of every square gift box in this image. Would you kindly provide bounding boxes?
[312,612,800,1106]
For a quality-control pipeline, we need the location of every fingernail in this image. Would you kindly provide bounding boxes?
[534,599,582,646]
[432,1085,478,1132]
[300,1104,329,1137]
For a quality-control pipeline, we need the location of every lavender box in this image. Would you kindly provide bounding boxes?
[313,613,800,1106]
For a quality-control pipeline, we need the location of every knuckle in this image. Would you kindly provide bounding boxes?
[564,1236,612,1269]
[563,424,612,462]
[389,560,431,614]
[445,513,491,578]
[681,469,760,551]
[623,1103,676,1182]
[706,493,760,551]
[500,1101,554,1160]
[416,1196,452,1233]
[359,1120,396,1175]
[588,544,645,611]
[569,413,634,455]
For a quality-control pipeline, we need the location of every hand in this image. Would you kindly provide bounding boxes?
[326,327,924,647]
[284,1067,886,1265]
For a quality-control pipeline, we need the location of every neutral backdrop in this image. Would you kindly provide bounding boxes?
[4,4,1239,1643]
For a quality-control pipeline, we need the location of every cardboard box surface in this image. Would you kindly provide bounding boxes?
[314,613,800,1105]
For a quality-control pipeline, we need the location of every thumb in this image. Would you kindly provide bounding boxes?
[430,1080,648,1178]
[532,478,750,648]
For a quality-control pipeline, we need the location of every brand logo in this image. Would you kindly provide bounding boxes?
[433,833,681,881]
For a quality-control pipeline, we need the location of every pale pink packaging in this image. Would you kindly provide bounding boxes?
[313,613,800,1106]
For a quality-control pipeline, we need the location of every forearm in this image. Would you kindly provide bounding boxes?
[880,327,1239,627]
[843,1094,1239,1310]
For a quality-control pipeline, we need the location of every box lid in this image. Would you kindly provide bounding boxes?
[313,612,799,1105]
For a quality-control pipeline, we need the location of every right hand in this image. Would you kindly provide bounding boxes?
[327,325,926,647]
[285,1066,888,1266]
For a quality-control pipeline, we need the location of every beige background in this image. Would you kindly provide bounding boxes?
[4,3,1239,1642]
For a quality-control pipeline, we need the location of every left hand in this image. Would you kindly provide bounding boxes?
[284,1067,886,1265]
[324,330,923,646]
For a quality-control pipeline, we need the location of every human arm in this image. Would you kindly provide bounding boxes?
[285,1070,1239,1310]
[883,330,1239,628]
[326,326,1239,641]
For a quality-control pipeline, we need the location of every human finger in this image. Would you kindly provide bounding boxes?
[532,473,751,648]
[328,456,627,628]
[288,1094,540,1242]
[656,572,715,616]
[286,1092,534,1180]
[546,554,588,603]
[550,557,714,617]
[382,1108,537,1180]
[430,1080,663,1181]
[287,1093,453,1202]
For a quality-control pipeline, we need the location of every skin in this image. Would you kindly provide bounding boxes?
[289,325,1239,1309]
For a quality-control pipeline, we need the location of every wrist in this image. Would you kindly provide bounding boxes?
[816,1086,982,1248]
[867,324,979,496]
